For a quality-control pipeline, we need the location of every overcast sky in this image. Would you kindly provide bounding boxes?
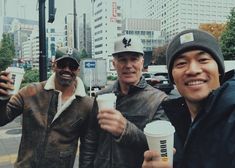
[4,0,145,31]
[5,0,90,29]
[5,0,144,20]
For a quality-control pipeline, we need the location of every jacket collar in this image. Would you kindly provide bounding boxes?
[162,98,192,143]
[44,73,86,97]
[112,76,147,95]
[222,69,235,83]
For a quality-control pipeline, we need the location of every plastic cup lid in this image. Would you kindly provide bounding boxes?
[6,67,25,74]
[144,120,175,137]
[97,93,116,101]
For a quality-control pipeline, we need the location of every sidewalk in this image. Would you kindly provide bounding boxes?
[0,116,79,168]
[0,117,21,168]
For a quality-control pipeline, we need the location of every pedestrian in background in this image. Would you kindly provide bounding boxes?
[79,35,168,168]
[0,47,94,168]
[142,29,235,168]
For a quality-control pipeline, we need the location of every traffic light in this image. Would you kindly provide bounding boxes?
[48,0,56,23]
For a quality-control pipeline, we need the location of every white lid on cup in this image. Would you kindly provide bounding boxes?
[96,93,116,101]
[144,120,175,137]
[6,67,25,74]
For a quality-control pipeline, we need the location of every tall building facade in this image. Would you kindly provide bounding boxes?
[46,27,65,59]
[0,0,7,17]
[21,29,39,68]
[1,17,38,60]
[123,18,164,51]
[91,0,123,58]
[147,0,235,41]
[79,13,92,57]
[21,27,65,69]
[64,15,75,48]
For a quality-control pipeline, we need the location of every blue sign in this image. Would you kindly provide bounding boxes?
[85,61,96,68]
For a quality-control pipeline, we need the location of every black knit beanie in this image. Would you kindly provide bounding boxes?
[166,29,225,83]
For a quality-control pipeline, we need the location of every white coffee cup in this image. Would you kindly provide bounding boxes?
[6,67,25,95]
[96,93,116,111]
[144,120,175,166]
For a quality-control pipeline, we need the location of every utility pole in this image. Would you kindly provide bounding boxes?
[39,0,47,81]
[73,0,77,49]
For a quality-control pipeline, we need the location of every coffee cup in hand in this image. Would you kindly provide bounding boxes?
[96,93,116,111]
[144,120,175,166]
[6,67,25,95]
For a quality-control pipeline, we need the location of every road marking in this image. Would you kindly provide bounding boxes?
[0,128,21,139]
[0,154,17,164]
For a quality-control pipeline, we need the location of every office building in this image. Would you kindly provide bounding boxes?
[123,18,164,51]
[147,0,235,41]
[79,13,92,57]
[91,0,123,59]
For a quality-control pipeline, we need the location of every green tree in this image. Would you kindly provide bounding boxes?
[0,33,15,71]
[21,69,39,88]
[199,23,225,40]
[220,7,235,60]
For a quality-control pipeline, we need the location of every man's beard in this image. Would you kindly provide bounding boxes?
[56,71,76,87]
[59,78,73,86]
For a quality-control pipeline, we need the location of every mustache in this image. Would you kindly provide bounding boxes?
[123,71,135,74]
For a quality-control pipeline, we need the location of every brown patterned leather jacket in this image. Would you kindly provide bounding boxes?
[80,77,168,168]
[0,80,93,168]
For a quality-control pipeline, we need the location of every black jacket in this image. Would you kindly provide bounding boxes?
[162,70,235,168]
[79,77,168,168]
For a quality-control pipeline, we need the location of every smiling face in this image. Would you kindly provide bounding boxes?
[53,58,80,88]
[113,52,144,87]
[172,50,220,104]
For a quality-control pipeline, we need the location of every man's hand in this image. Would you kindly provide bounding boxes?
[97,108,127,137]
[0,71,14,96]
[142,150,171,168]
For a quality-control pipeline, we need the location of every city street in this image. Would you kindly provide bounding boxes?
[0,117,21,168]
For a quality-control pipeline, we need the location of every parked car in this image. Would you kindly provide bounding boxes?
[142,72,153,85]
[151,72,174,94]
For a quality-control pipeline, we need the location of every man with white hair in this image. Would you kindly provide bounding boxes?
[79,35,168,168]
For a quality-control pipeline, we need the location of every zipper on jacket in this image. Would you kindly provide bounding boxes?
[183,123,193,148]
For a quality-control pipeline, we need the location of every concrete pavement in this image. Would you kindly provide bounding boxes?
[0,117,21,168]
[0,116,79,168]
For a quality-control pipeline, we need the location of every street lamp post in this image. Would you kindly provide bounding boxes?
[39,0,47,81]
[73,0,78,49]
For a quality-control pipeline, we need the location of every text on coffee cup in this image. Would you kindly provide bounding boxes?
[160,140,168,161]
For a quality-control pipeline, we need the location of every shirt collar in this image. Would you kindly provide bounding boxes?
[44,73,86,97]
[113,76,147,95]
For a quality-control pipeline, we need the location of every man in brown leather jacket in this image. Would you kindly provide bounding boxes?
[0,47,94,168]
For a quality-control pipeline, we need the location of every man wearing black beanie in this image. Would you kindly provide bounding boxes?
[142,29,235,168]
